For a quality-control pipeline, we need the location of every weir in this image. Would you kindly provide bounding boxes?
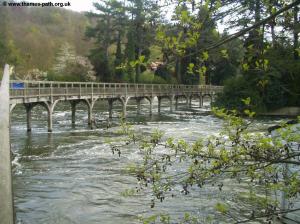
[9,80,223,132]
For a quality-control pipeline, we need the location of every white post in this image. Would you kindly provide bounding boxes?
[0,64,14,224]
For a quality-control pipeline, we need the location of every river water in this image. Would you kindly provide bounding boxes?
[10,99,286,224]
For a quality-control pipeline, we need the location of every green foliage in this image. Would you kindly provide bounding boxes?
[139,71,169,84]
[215,202,228,214]
[213,76,264,112]
[154,65,174,83]
[110,106,300,223]
[0,6,92,74]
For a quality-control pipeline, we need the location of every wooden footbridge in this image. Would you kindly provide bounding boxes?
[0,64,222,223]
[9,80,223,132]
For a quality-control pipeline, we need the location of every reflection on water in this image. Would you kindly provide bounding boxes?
[11,100,286,224]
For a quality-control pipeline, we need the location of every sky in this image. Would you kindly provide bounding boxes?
[19,0,226,32]
[60,0,95,12]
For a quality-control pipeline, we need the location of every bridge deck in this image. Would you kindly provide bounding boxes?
[9,80,223,104]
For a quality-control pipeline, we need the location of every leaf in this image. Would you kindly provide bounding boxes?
[129,61,137,68]
[264,59,269,70]
[187,63,195,74]
[242,63,249,71]
[220,49,228,59]
[180,10,190,23]
[139,55,145,63]
[247,44,254,50]
[244,109,256,118]
[255,60,260,68]
[257,79,269,89]
[202,51,209,61]
[241,97,251,106]
[215,202,228,214]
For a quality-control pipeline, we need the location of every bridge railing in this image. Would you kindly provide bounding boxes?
[9,80,223,98]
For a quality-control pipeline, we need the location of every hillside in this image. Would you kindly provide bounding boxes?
[0,5,93,74]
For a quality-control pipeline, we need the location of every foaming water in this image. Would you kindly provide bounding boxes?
[11,100,286,224]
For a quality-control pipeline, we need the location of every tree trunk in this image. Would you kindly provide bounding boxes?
[175,57,181,83]
[293,6,299,60]
[136,48,141,83]
[270,18,276,47]
[255,0,261,24]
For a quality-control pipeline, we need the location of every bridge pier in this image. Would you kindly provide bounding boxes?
[136,97,142,115]
[119,97,130,118]
[47,108,53,132]
[199,95,203,108]
[44,101,59,132]
[186,97,189,108]
[83,99,97,128]
[24,104,34,132]
[175,97,178,110]
[9,104,16,113]
[108,97,130,119]
[108,99,113,119]
[70,100,79,124]
[158,97,162,113]
[170,96,174,112]
[145,96,154,115]
[189,96,193,108]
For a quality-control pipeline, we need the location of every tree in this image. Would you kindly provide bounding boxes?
[111,103,300,223]
[86,0,126,82]
[52,42,76,73]
[214,0,300,111]
[125,0,161,83]
[0,5,22,70]
[50,42,96,82]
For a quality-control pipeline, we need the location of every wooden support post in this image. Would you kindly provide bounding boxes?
[158,97,161,114]
[175,97,178,110]
[199,95,203,108]
[0,64,14,224]
[44,100,59,132]
[25,104,33,132]
[70,101,77,124]
[120,97,129,118]
[170,96,174,112]
[189,96,192,108]
[88,104,92,126]
[149,99,153,116]
[47,109,53,132]
[145,97,153,116]
[108,99,113,119]
[123,102,127,118]
[84,99,95,128]
[136,98,142,115]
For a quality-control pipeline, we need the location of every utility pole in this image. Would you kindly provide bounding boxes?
[0,64,14,224]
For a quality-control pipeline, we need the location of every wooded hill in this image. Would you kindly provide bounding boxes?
[0,4,93,73]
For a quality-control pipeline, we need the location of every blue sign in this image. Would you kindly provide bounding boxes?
[11,82,25,89]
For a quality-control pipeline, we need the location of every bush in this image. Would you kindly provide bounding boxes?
[138,70,168,84]
[48,56,96,82]
[213,76,264,112]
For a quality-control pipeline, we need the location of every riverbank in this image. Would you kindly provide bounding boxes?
[261,107,300,117]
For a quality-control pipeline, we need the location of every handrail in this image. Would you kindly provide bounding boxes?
[9,80,224,88]
[9,80,223,100]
